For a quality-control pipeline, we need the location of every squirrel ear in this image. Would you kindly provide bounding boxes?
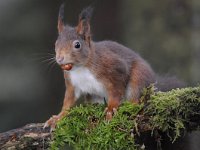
[76,7,93,44]
[57,3,65,34]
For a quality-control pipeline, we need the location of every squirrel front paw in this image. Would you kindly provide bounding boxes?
[43,110,68,131]
[43,115,60,131]
[104,107,117,120]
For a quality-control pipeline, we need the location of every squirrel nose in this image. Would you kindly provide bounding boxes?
[56,56,64,64]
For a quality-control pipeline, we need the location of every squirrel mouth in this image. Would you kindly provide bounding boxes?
[60,63,73,71]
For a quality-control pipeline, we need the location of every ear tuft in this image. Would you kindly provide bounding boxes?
[57,3,65,34]
[59,3,65,23]
[76,6,93,45]
[79,6,93,22]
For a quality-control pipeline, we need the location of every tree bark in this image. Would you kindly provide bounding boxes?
[0,123,51,150]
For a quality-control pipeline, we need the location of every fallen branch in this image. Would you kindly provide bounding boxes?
[0,123,51,150]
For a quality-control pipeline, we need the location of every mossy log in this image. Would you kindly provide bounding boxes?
[0,86,199,150]
[51,86,200,150]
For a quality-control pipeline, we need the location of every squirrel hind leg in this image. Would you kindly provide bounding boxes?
[125,72,142,103]
[125,84,140,104]
[127,62,156,104]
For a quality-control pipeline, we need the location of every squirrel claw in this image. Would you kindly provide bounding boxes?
[104,107,118,121]
[43,122,49,129]
[43,115,59,132]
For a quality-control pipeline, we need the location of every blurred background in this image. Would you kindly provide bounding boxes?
[0,0,199,149]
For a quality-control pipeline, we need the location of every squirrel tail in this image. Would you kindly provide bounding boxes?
[155,75,186,92]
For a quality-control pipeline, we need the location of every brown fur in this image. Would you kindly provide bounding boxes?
[44,6,156,129]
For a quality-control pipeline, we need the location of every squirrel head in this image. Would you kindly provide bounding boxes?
[55,4,93,70]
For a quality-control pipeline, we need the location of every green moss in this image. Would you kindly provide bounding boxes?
[146,86,200,142]
[51,103,143,150]
[51,86,200,150]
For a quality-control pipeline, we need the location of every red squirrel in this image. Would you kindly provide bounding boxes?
[44,5,156,129]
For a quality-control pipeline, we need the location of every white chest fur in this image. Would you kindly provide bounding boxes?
[67,67,106,98]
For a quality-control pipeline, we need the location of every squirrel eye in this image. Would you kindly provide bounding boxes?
[73,40,81,49]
